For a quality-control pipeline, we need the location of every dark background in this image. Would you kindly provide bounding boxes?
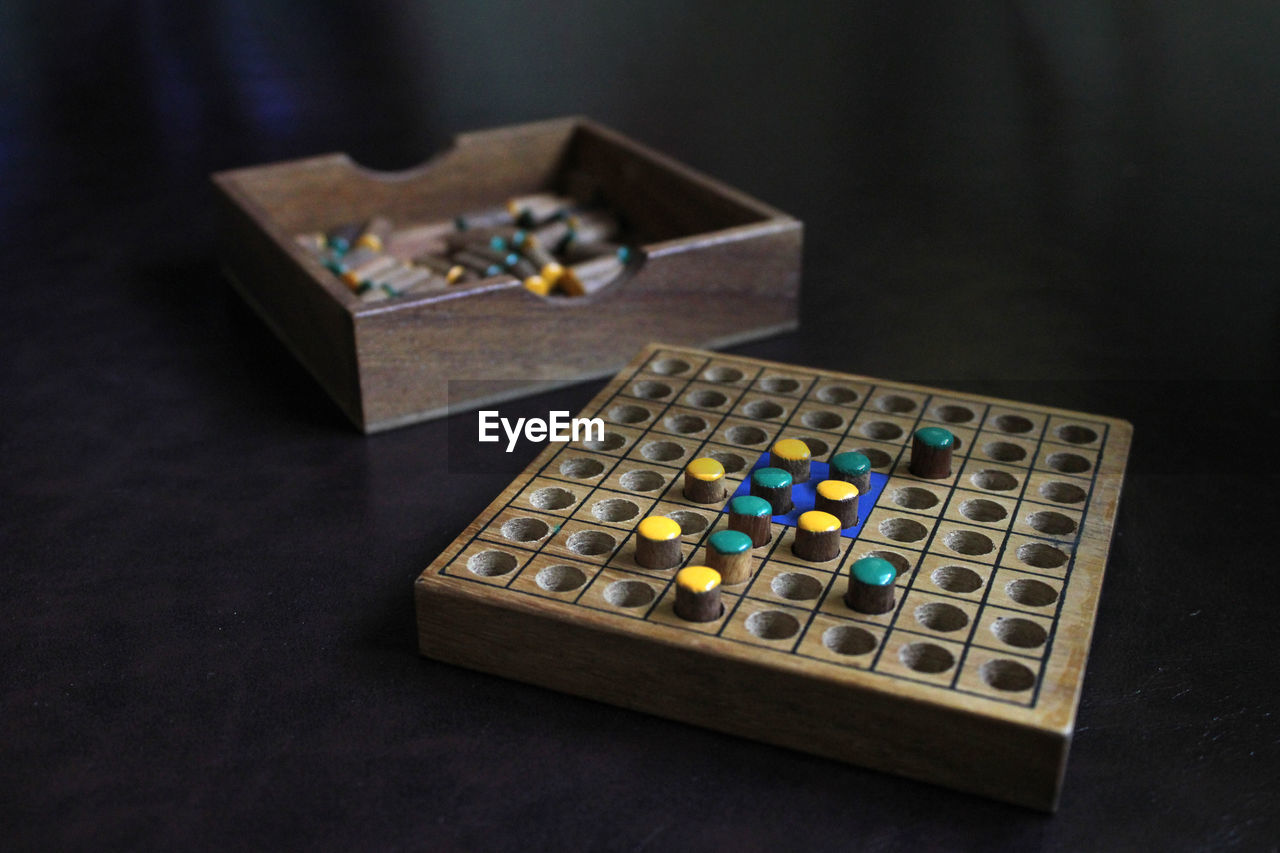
[3,2,1278,849]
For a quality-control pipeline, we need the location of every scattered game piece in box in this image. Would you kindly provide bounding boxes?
[212,118,801,432]
[415,344,1132,810]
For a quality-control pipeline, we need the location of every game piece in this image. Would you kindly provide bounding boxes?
[562,209,619,245]
[674,566,723,622]
[636,516,683,571]
[910,426,955,479]
[769,438,812,484]
[682,458,725,504]
[354,216,392,253]
[792,510,842,562]
[415,343,1134,810]
[523,275,552,296]
[325,221,363,254]
[454,206,515,231]
[814,479,859,528]
[829,451,872,496]
[342,254,397,288]
[559,252,628,297]
[727,495,773,547]
[845,555,898,614]
[703,529,754,585]
[750,467,793,515]
[508,192,574,226]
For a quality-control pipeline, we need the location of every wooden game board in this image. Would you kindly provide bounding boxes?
[415,344,1132,810]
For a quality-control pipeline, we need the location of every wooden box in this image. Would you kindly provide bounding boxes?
[212,118,801,432]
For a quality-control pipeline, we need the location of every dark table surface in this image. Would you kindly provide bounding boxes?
[3,3,1278,850]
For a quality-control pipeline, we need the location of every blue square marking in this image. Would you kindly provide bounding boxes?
[723,454,889,539]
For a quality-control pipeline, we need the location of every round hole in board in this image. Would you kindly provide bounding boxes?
[933,404,975,424]
[535,564,587,592]
[668,510,708,535]
[592,498,639,523]
[931,565,983,594]
[1006,578,1059,607]
[991,616,1047,648]
[559,457,605,479]
[793,436,829,458]
[959,498,1008,523]
[817,385,859,405]
[603,579,654,608]
[900,642,955,674]
[1026,510,1077,536]
[608,404,650,424]
[743,400,785,420]
[803,410,845,431]
[640,440,685,463]
[686,389,728,409]
[1055,424,1098,445]
[980,659,1036,691]
[650,357,691,376]
[500,517,551,543]
[529,487,576,511]
[631,380,672,400]
[943,530,994,556]
[983,441,1027,463]
[854,447,894,469]
[861,421,903,441]
[707,450,748,474]
[771,572,824,601]
[760,376,801,394]
[745,610,801,640]
[891,486,940,510]
[619,469,665,492]
[867,550,912,576]
[993,414,1035,434]
[582,432,625,452]
[1039,480,1087,504]
[1047,452,1092,474]
[878,518,928,543]
[970,469,1019,492]
[466,550,518,577]
[664,413,708,435]
[703,365,744,383]
[823,625,877,656]
[726,425,768,446]
[1017,542,1068,569]
[877,394,917,414]
[914,602,970,633]
[567,529,616,556]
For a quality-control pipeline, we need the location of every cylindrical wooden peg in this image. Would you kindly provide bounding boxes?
[770,438,812,484]
[845,556,898,614]
[682,458,726,504]
[727,495,773,547]
[675,566,723,622]
[911,427,955,479]
[704,529,754,585]
[750,467,793,516]
[814,479,859,529]
[830,451,872,496]
[792,510,842,562]
[635,516,683,570]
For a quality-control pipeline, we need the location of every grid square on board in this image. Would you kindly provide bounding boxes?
[475,506,561,554]
[644,499,719,542]
[913,553,994,603]
[986,568,1063,615]
[857,505,935,554]
[1044,415,1107,450]
[789,401,856,437]
[507,552,603,602]
[647,584,739,634]
[620,371,691,407]
[750,370,813,399]
[623,433,699,471]
[569,487,658,532]
[810,379,872,410]
[881,449,966,490]
[605,527,698,580]
[782,432,838,461]
[598,461,678,500]
[969,433,1038,468]
[643,350,711,381]
[920,397,989,430]
[697,359,757,389]
[924,519,1008,567]
[1022,470,1092,509]
[849,411,917,446]
[765,525,859,574]
[795,613,884,669]
[719,599,812,653]
[844,540,922,588]
[1011,502,1084,544]
[511,476,592,519]
[743,561,832,610]
[577,566,665,620]
[998,533,1074,578]
[942,488,1019,532]
[956,458,1027,498]
[873,629,968,687]
[1033,443,1099,480]
[442,539,534,587]
[565,422,645,457]
[677,380,741,414]
[880,476,951,519]
[830,436,904,473]
[816,574,898,628]
[865,388,929,419]
[712,416,783,452]
[730,393,797,425]
[651,404,721,442]
[541,446,619,487]
[972,604,1055,660]
[956,647,1041,705]
[896,588,981,645]
[599,398,663,431]
[540,517,626,566]
[980,408,1048,442]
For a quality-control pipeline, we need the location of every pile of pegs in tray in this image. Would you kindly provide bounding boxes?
[296,193,639,303]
